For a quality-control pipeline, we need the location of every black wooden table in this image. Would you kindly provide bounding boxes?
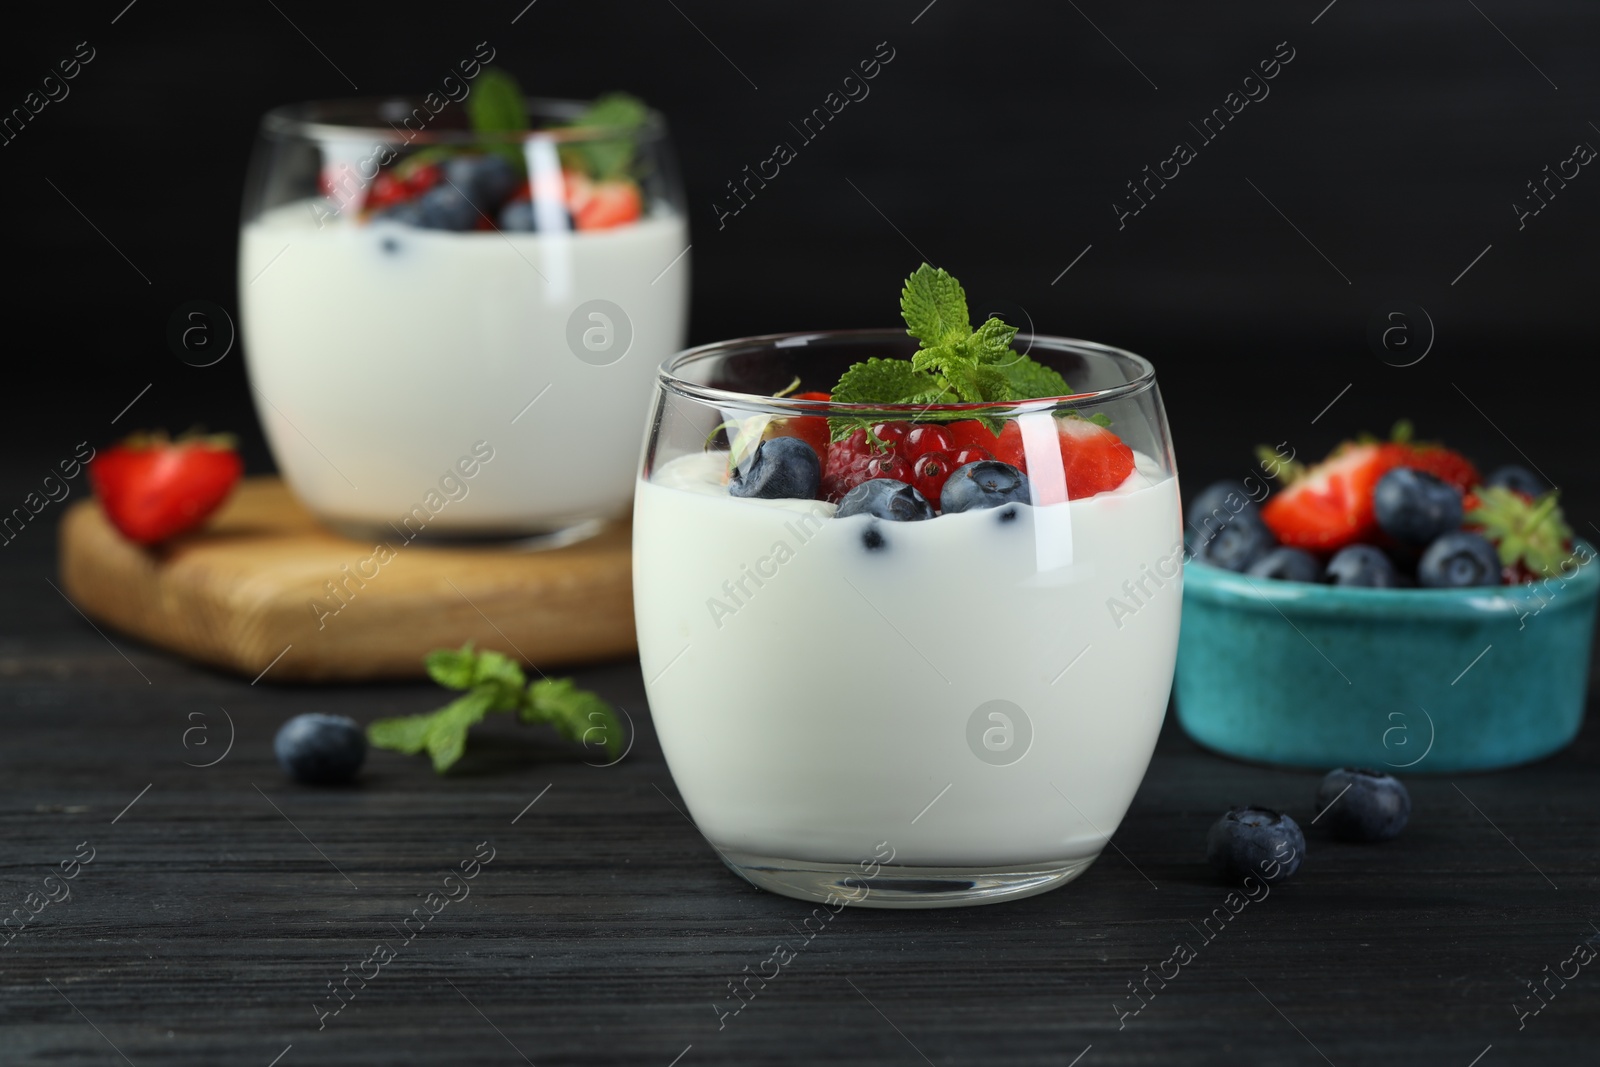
[4,502,1597,1067]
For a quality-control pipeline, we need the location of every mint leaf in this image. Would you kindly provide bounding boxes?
[468,68,530,134]
[561,92,649,180]
[366,713,434,755]
[423,689,496,772]
[900,265,971,348]
[997,356,1072,400]
[368,644,625,773]
[829,358,939,441]
[424,645,478,690]
[969,317,1019,363]
[522,678,624,759]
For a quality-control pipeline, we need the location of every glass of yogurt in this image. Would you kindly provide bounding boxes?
[634,329,1182,908]
[239,91,688,541]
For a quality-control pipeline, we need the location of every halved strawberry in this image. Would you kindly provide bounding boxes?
[1260,443,1397,551]
[89,432,243,545]
[1055,417,1135,499]
[948,420,1026,468]
[575,179,642,230]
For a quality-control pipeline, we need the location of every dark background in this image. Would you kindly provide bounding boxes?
[4,0,1597,509]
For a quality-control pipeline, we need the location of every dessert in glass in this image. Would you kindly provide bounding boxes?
[239,76,688,541]
[633,266,1183,907]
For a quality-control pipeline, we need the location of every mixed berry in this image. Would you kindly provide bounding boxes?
[1189,427,1576,588]
[321,80,649,234]
[733,407,1137,521]
[720,265,1141,522]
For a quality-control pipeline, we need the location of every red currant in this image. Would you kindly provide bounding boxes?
[950,446,994,468]
[868,452,909,481]
[912,451,955,503]
[871,421,912,449]
[905,425,954,457]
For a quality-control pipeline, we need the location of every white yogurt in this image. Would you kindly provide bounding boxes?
[240,202,689,534]
[633,450,1183,868]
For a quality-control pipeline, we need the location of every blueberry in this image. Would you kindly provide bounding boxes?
[384,185,479,231]
[443,153,520,211]
[1315,768,1410,842]
[1186,479,1260,540]
[1192,512,1276,572]
[1206,806,1305,883]
[836,478,935,522]
[940,461,1031,514]
[275,714,366,785]
[498,199,573,233]
[729,437,821,501]
[1486,464,1549,497]
[1324,544,1398,587]
[1246,546,1322,583]
[1417,531,1501,588]
[1374,468,1463,545]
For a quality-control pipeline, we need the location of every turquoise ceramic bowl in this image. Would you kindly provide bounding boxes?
[1175,541,1599,773]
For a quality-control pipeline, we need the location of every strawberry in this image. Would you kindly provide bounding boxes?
[763,391,831,465]
[574,179,643,230]
[89,432,243,545]
[1380,442,1479,493]
[948,419,1026,468]
[1055,417,1136,500]
[1260,442,1398,551]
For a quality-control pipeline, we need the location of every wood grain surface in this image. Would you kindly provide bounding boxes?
[55,478,636,682]
[5,501,1600,1066]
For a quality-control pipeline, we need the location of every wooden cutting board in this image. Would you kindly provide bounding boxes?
[57,477,636,682]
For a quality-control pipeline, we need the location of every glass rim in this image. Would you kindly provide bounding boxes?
[656,328,1158,417]
[258,95,670,146]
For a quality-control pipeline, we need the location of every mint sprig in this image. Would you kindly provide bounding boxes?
[560,92,649,181]
[828,264,1079,442]
[368,644,624,773]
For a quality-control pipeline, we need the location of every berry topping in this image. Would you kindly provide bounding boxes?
[1324,544,1399,587]
[948,420,1026,468]
[275,714,367,785]
[1205,806,1304,883]
[904,425,954,456]
[940,460,1031,514]
[1054,416,1136,499]
[1315,768,1410,842]
[820,428,881,503]
[910,451,955,503]
[88,431,243,545]
[763,391,832,462]
[835,478,935,522]
[1260,442,1396,551]
[1417,531,1501,588]
[728,437,821,501]
[1192,512,1276,573]
[1484,464,1548,498]
[1373,467,1463,545]
[575,178,643,230]
[1246,546,1322,583]
[443,154,521,213]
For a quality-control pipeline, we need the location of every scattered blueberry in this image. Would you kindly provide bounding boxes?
[1186,479,1259,535]
[1485,464,1548,497]
[729,437,821,501]
[940,461,1031,514]
[1417,530,1501,588]
[380,235,402,255]
[1246,546,1323,583]
[836,478,935,522]
[275,714,366,785]
[1374,468,1463,545]
[1206,806,1305,883]
[1324,544,1399,587]
[861,524,886,551]
[443,153,520,211]
[1315,768,1410,842]
[1192,512,1276,572]
[997,505,1019,524]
